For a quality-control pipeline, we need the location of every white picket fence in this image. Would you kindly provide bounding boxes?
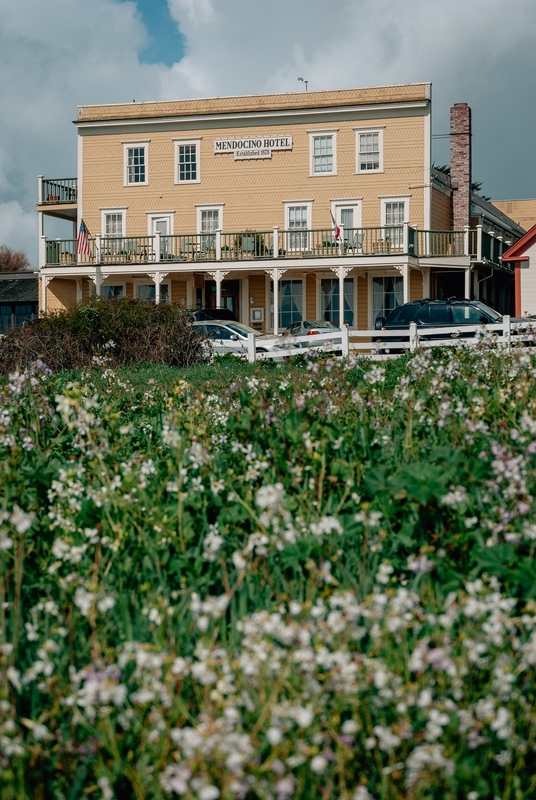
[245,315,536,363]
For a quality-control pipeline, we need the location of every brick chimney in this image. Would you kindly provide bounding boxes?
[450,103,472,230]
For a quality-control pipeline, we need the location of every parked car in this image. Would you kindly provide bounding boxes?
[374,298,523,350]
[190,307,238,322]
[282,319,342,348]
[193,320,295,357]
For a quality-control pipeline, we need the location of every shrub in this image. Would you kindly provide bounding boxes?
[0,296,206,372]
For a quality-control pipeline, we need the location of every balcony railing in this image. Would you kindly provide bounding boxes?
[38,177,77,205]
[41,225,510,268]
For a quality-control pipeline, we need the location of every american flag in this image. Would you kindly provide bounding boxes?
[330,211,341,241]
[76,219,92,256]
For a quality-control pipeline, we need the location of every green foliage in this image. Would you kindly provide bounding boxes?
[0,296,207,373]
[1,345,536,798]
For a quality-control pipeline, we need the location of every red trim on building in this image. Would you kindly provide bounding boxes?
[515,265,521,317]
[502,224,536,261]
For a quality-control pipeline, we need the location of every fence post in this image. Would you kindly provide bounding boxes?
[273,227,279,259]
[341,324,349,358]
[216,230,222,261]
[409,322,418,352]
[338,224,345,256]
[403,222,409,254]
[503,314,511,351]
[37,175,43,204]
[154,232,161,263]
[95,234,101,264]
[247,333,257,364]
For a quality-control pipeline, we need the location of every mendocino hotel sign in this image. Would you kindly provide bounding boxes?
[214,135,292,160]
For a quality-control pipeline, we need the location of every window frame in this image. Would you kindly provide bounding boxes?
[133,280,171,303]
[174,138,201,185]
[283,201,313,253]
[196,204,224,234]
[355,127,384,174]
[101,208,127,238]
[368,271,404,327]
[308,130,337,176]
[100,283,126,299]
[123,142,149,186]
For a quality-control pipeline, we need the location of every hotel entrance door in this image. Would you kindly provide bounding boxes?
[205,280,240,320]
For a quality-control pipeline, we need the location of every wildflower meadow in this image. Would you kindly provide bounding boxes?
[1,344,536,799]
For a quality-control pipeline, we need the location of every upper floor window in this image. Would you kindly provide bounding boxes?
[355,128,383,173]
[309,132,337,175]
[380,197,409,250]
[175,139,201,184]
[123,142,148,185]
[104,212,124,236]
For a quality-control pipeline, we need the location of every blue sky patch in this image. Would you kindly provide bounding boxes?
[131,0,185,67]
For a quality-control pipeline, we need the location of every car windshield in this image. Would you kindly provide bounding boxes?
[472,301,502,320]
[224,322,259,337]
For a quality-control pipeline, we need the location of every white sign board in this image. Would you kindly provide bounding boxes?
[214,135,292,160]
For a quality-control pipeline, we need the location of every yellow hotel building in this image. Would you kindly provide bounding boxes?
[37,83,524,331]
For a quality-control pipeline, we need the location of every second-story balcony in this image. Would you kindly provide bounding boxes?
[37,177,78,206]
[40,224,511,270]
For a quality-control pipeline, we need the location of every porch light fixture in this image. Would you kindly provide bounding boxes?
[250,297,255,304]
[298,77,308,91]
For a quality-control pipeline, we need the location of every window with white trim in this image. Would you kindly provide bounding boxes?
[381,198,409,249]
[372,276,403,324]
[175,140,200,184]
[101,209,127,256]
[105,213,123,236]
[123,143,148,185]
[101,285,125,299]
[310,133,336,175]
[136,282,170,303]
[270,279,303,330]
[356,129,383,173]
[284,202,312,252]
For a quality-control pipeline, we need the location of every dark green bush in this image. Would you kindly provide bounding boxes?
[0,296,206,372]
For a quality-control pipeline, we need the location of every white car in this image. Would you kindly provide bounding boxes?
[193,320,294,357]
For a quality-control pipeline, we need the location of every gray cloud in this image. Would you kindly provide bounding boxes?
[1,0,536,263]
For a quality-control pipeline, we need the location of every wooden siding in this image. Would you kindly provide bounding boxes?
[171,280,187,305]
[357,276,368,329]
[410,269,423,301]
[248,273,266,331]
[492,199,536,232]
[306,274,316,319]
[46,278,76,312]
[431,188,451,230]
[81,113,427,238]
[79,84,431,122]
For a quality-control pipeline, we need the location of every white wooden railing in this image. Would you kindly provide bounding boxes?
[244,316,536,362]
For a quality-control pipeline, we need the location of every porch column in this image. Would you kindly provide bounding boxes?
[402,264,410,304]
[266,267,287,335]
[421,267,431,299]
[465,267,472,300]
[208,270,229,310]
[330,266,352,326]
[95,266,102,296]
[41,276,51,314]
[148,272,169,304]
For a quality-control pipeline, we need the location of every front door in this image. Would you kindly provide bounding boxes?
[150,216,172,259]
[205,280,240,319]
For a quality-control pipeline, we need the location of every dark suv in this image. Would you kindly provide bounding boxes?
[375,298,507,336]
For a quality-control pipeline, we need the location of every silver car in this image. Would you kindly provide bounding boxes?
[282,319,342,349]
[193,320,292,356]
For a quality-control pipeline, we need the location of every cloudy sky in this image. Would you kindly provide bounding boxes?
[1,0,535,266]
